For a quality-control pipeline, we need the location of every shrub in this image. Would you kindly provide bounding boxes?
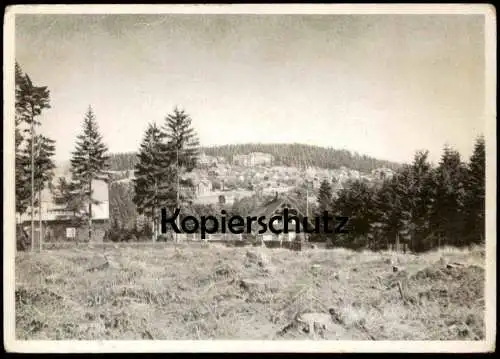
[16,225,30,251]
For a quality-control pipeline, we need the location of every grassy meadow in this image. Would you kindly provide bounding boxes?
[15,243,485,340]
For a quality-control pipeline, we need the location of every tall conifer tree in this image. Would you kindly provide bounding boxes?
[464,136,486,244]
[161,107,200,235]
[431,145,468,247]
[133,122,174,241]
[70,106,109,242]
[15,62,53,251]
[317,179,333,214]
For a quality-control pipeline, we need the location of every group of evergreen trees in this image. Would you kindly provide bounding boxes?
[15,62,111,248]
[132,107,200,241]
[315,138,486,252]
[15,62,55,251]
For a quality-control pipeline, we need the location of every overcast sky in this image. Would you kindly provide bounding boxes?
[15,14,485,165]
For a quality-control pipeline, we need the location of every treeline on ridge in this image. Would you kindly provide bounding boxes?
[108,143,402,173]
[313,137,486,252]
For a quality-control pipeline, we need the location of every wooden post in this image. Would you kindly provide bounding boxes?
[153,179,158,242]
[88,179,92,242]
[38,191,43,252]
[30,120,35,252]
[176,147,179,243]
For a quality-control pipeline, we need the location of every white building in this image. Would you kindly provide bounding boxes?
[195,179,213,196]
[232,152,274,167]
[198,152,218,167]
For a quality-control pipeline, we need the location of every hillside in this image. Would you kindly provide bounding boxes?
[107,143,402,172]
[203,143,401,172]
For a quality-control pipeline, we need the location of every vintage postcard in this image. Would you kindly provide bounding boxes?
[3,4,496,353]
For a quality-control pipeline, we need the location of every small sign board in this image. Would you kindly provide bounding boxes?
[66,227,76,239]
[262,234,273,242]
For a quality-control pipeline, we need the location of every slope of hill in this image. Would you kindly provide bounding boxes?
[107,143,402,172]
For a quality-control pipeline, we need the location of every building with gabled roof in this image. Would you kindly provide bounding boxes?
[20,179,110,243]
[248,193,314,243]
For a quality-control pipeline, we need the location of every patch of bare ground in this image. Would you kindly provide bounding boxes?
[15,244,485,340]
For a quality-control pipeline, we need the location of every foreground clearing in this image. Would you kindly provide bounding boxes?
[15,244,485,340]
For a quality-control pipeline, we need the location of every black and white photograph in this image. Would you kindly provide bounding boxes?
[3,4,496,353]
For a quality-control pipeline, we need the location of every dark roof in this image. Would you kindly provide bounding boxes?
[249,193,314,226]
[249,197,284,219]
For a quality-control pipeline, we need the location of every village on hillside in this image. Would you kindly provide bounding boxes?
[26,149,396,244]
[109,151,395,205]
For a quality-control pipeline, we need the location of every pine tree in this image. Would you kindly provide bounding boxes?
[464,136,486,244]
[15,62,31,234]
[317,179,332,214]
[133,122,174,241]
[431,145,468,247]
[371,177,402,250]
[391,167,414,252]
[24,135,56,193]
[160,107,200,238]
[398,151,436,252]
[163,107,200,171]
[15,62,51,251]
[15,128,30,215]
[70,106,109,242]
[332,179,378,249]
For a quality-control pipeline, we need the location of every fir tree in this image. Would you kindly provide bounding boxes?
[24,135,56,194]
[70,106,109,242]
[370,177,402,250]
[15,131,30,216]
[317,179,332,214]
[133,122,174,241]
[390,167,414,251]
[431,145,468,247]
[15,63,31,216]
[464,136,486,244]
[163,107,200,171]
[333,179,378,249]
[398,151,436,252]
[161,107,200,232]
[15,62,52,251]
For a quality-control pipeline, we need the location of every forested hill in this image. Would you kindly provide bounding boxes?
[107,143,402,172]
[203,143,401,172]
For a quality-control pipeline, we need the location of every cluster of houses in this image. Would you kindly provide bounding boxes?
[18,181,309,245]
[197,153,226,168]
[232,152,274,167]
[169,192,313,244]
[18,150,396,244]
